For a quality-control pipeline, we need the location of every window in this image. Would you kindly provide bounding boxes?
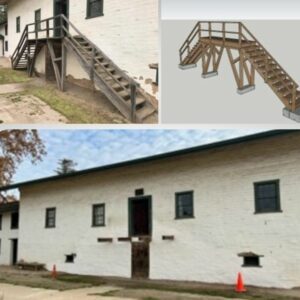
[4,24,7,36]
[35,9,41,31]
[254,180,281,213]
[0,215,2,230]
[86,0,104,19]
[65,253,76,263]
[175,191,194,219]
[135,188,144,196]
[11,212,19,229]
[16,16,20,33]
[0,239,1,255]
[45,208,56,228]
[5,41,8,52]
[243,256,260,267]
[92,204,105,226]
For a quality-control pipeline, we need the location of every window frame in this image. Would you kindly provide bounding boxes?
[254,179,282,214]
[175,190,194,219]
[11,212,19,230]
[92,203,105,227]
[86,0,104,19]
[16,16,21,33]
[45,207,56,229]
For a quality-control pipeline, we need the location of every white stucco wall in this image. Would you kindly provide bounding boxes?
[6,0,158,96]
[18,132,300,288]
[0,212,19,265]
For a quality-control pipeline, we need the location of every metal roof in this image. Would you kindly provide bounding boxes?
[0,130,295,192]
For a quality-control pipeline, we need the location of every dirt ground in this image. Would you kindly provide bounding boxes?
[0,267,299,300]
[0,57,158,124]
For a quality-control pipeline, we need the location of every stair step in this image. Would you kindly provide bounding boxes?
[136,105,156,120]
[118,90,131,101]
[272,80,293,89]
[112,82,129,91]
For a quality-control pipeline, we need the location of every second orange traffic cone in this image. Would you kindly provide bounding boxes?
[235,272,246,293]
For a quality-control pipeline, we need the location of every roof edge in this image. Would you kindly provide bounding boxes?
[0,130,295,192]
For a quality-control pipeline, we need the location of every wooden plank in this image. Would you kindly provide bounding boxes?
[47,40,62,90]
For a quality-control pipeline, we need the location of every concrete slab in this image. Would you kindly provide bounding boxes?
[179,64,197,70]
[237,85,255,95]
[202,71,218,79]
[0,83,26,94]
[283,107,300,122]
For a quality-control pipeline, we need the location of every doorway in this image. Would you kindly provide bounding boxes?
[128,196,151,278]
[53,0,69,36]
[11,239,18,265]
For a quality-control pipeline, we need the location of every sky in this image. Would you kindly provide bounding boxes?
[12,129,266,184]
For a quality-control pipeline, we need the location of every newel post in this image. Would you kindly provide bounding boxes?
[130,81,137,123]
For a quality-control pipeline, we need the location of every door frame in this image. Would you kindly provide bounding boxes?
[128,195,152,237]
[53,0,69,18]
[10,239,18,266]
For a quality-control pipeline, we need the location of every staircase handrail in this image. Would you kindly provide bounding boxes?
[11,25,28,64]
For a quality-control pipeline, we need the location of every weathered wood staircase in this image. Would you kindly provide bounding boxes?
[179,22,300,113]
[11,15,156,122]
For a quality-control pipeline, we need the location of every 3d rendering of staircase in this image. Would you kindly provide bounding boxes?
[11,15,156,123]
[179,21,300,121]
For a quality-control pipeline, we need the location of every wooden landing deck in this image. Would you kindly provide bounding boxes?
[201,36,256,49]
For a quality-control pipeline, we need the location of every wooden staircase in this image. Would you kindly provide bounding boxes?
[179,21,300,113]
[11,15,156,123]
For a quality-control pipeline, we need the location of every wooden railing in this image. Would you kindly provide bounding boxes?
[179,21,299,109]
[11,14,141,121]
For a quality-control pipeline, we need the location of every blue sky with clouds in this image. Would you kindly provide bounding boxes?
[12,129,266,184]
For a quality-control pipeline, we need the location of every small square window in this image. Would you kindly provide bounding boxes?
[92,204,105,227]
[87,0,104,19]
[175,191,194,219]
[45,208,56,228]
[135,189,144,196]
[254,180,281,213]
[65,253,76,263]
[11,212,19,229]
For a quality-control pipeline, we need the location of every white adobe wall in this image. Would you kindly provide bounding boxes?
[18,132,300,288]
[0,212,19,265]
[68,0,159,96]
[6,0,158,97]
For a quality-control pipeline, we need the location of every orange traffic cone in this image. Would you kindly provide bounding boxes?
[52,264,57,280]
[235,272,246,293]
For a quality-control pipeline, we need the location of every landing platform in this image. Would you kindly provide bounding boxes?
[201,36,256,49]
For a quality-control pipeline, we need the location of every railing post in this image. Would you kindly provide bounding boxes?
[60,15,63,38]
[90,46,95,83]
[46,19,49,38]
[222,22,225,44]
[208,22,212,41]
[130,81,137,123]
[292,86,297,111]
[198,22,201,40]
[238,22,242,46]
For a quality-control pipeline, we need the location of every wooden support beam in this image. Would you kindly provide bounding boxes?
[47,40,62,91]
[61,41,67,92]
[227,48,240,87]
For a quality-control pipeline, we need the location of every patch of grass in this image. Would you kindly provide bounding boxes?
[0,68,30,84]
[89,289,120,297]
[142,297,161,300]
[50,273,105,286]
[24,84,118,124]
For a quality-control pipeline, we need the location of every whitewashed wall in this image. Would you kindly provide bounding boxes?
[18,132,300,288]
[0,212,19,265]
[5,0,158,96]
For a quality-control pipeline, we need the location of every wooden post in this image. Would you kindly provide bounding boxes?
[198,22,201,40]
[239,50,244,89]
[90,47,95,84]
[61,42,67,91]
[222,22,225,44]
[250,63,255,86]
[208,22,212,41]
[238,22,242,47]
[46,19,50,38]
[292,86,296,111]
[130,81,137,123]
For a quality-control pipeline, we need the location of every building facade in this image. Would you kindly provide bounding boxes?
[0,131,300,289]
[0,0,158,97]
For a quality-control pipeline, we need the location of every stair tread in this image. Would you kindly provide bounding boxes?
[136,105,156,120]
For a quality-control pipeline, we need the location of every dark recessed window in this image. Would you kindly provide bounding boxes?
[5,41,8,52]
[45,208,56,228]
[92,204,105,227]
[11,212,19,229]
[5,24,7,36]
[65,254,76,263]
[243,256,260,267]
[254,180,281,213]
[135,189,144,196]
[16,16,20,33]
[86,0,104,19]
[0,215,2,230]
[175,191,194,219]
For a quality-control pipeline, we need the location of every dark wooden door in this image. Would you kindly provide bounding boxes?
[132,242,149,278]
[11,239,18,265]
[53,0,69,36]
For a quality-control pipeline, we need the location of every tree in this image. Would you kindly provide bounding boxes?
[55,158,77,175]
[0,130,46,186]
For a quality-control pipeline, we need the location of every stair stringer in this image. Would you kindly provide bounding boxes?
[63,38,136,122]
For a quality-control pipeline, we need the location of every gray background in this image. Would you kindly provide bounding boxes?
[161,20,300,124]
